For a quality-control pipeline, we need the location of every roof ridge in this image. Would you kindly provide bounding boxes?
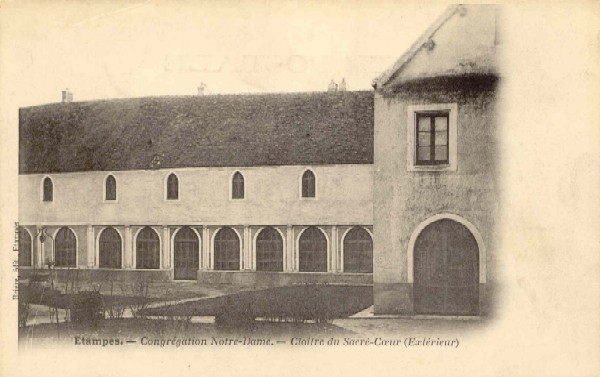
[20,90,373,109]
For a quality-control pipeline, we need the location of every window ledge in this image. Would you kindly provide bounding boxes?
[408,164,456,172]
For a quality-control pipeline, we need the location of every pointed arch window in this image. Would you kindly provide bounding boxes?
[55,227,76,267]
[43,177,53,202]
[105,175,117,201]
[232,172,244,199]
[136,227,160,269]
[256,227,283,272]
[167,173,179,200]
[18,227,33,267]
[343,227,373,273]
[301,170,315,198]
[299,226,327,272]
[99,227,122,269]
[214,227,240,270]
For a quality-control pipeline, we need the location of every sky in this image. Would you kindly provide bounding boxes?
[0,1,446,107]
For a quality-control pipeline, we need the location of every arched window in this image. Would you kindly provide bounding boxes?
[256,227,283,272]
[301,170,316,198]
[214,227,240,270]
[105,175,117,201]
[55,227,76,267]
[99,227,122,268]
[298,226,327,272]
[43,177,53,202]
[167,173,179,200]
[232,172,244,199]
[18,227,32,267]
[136,227,160,269]
[343,227,373,273]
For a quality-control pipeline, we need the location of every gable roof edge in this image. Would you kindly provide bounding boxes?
[372,4,461,90]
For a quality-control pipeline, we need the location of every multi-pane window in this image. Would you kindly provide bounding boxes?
[167,173,179,200]
[136,227,160,269]
[301,170,316,198]
[55,227,76,267]
[416,113,449,165]
[256,227,283,272]
[105,175,117,201]
[232,172,244,199]
[43,177,53,202]
[214,227,240,270]
[298,226,327,272]
[18,227,32,267]
[99,227,122,268]
[343,227,373,273]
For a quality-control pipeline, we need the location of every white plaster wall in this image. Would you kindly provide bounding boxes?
[389,5,497,85]
[19,165,373,226]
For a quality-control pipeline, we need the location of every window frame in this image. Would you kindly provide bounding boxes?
[98,226,123,269]
[255,227,284,272]
[53,226,77,268]
[41,176,54,203]
[18,227,33,267]
[230,171,245,200]
[103,174,118,202]
[300,169,317,199]
[213,227,241,271]
[165,172,180,201]
[407,103,458,172]
[342,226,373,273]
[297,226,329,273]
[135,226,161,270]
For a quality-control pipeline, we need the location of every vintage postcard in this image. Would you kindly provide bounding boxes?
[1,1,598,376]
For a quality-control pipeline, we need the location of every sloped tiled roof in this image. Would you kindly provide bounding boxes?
[19,91,373,174]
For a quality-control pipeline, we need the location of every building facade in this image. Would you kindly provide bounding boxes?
[18,92,374,286]
[18,4,500,316]
[372,4,500,316]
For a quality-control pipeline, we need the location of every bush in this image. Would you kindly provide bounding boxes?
[214,297,255,328]
[70,291,104,326]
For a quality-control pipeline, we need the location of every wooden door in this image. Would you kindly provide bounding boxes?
[174,227,199,280]
[413,219,479,315]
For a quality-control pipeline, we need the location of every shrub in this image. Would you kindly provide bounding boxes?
[70,291,104,326]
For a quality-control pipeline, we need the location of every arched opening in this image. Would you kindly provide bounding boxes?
[255,227,283,272]
[174,227,199,280]
[136,227,160,269]
[301,170,316,198]
[231,172,244,199]
[343,227,373,273]
[298,226,327,272]
[167,173,179,200]
[55,227,76,267]
[18,227,32,267]
[413,219,480,315]
[105,175,117,201]
[214,227,240,270]
[43,177,53,202]
[99,227,122,268]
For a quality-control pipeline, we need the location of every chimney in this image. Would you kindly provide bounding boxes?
[197,83,206,96]
[327,79,338,92]
[61,88,73,103]
[338,78,347,92]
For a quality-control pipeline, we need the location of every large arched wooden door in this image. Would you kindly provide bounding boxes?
[174,227,199,280]
[413,219,479,315]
